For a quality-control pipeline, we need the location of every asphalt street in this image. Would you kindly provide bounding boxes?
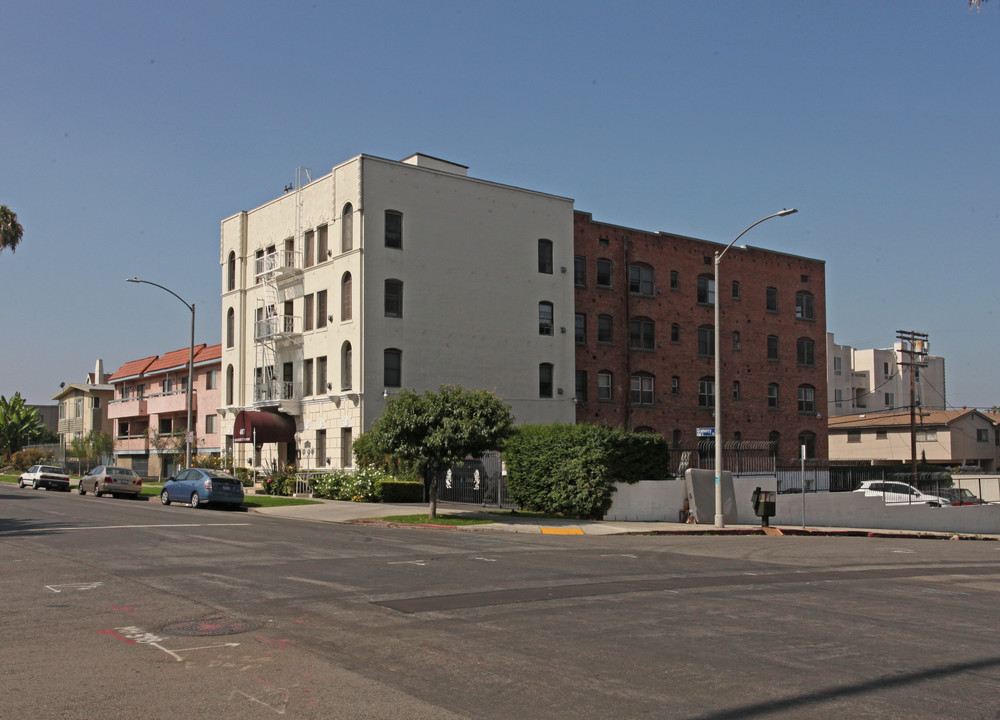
[2,482,1000,719]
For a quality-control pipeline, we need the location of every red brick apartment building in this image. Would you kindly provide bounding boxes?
[573,212,827,460]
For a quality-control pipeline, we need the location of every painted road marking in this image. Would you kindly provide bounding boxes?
[540,528,584,535]
[388,560,427,566]
[46,582,103,592]
[5,523,251,534]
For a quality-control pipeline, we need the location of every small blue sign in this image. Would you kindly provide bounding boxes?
[696,427,715,437]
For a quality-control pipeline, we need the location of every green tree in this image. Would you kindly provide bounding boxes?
[68,429,114,473]
[370,385,515,519]
[0,205,24,254]
[0,393,46,459]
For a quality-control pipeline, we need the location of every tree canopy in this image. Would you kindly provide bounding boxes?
[0,206,24,255]
[370,385,515,518]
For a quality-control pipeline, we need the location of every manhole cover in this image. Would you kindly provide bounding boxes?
[160,619,258,637]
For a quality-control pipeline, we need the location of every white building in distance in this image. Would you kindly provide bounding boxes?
[220,153,576,471]
[826,333,946,418]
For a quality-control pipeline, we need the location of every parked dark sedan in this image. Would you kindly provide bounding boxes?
[935,487,988,506]
[159,468,244,509]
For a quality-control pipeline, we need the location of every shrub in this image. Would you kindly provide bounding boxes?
[232,466,252,487]
[310,466,391,503]
[504,424,671,520]
[260,462,297,496]
[11,448,55,471]
[191,454,225,470]
[353,430,423,483]
[377,480,424,503]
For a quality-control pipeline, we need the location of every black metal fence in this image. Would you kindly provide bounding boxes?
[432,451,514,508]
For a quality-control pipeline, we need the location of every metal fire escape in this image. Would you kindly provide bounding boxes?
[252,168,310,410]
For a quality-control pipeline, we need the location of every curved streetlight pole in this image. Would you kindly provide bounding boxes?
[127,278,195,470]
[714,209,797,528]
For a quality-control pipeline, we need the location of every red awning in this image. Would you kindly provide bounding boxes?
[233,410,296,444]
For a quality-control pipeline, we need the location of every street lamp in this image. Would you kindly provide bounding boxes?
[127,278,195,470]
[714,209,797,528]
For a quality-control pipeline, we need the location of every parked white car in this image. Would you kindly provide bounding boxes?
[18,465,71,492]
[854,481,951,507]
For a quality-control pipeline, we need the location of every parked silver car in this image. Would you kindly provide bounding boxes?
[77,465,143,498]
[854,480,951,507]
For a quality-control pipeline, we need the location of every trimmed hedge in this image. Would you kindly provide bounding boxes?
[377,480,424,503]
[504,424,671,520]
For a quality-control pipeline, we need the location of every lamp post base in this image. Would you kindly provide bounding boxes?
[715,514,725,528]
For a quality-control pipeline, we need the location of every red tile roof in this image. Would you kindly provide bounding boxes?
[108,356,158,381]
[146,345,207,374]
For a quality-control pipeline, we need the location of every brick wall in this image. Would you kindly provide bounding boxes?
[573,211,828,461]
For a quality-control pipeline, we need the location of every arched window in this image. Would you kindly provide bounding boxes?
[537,239,552,273]
[629,263,654,296]
[385,210,403,249]
[797,337,815,366]
[698,376,715,408]
[225,365,234,405]
[798,431,816,459]
[227,251,236,291]
[630,372,654,405]
[797,384,816,413]
[341,342,352,391]
[385,279,403,318]
[384,348,402,388]
[226,308,235,348]
[697,275,715,305]
[341,203,353,252]
[538,302,554,335]
[795,291,814,320]
[629,317,654,350]
[341,272,352,321]
[539,363,554,398]
[697,325,714,356]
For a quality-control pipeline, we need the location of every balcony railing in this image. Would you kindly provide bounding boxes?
[107,396,148,418]
[255,249,302,279]
[254,314,300,341]
[253,380,299,404]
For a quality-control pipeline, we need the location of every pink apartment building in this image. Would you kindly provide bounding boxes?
[107,344,222,478]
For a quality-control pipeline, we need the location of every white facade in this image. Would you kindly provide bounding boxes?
[220,153,576,471]
[827,333,946,417]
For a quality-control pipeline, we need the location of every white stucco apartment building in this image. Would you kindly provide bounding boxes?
[220,153,576,471]
[827,333,946,417]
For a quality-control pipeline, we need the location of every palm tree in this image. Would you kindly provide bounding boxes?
[0,393,45,458]
[0,206,24,254]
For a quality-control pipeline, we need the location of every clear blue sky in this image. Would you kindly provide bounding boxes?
[3,1,997,410]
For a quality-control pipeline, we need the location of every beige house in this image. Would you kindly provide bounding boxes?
[52,359,115,462]
[220,153,577,472]
[829,409,1000,471]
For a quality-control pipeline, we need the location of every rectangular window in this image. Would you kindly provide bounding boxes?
[316,290,328,328]
[316,225,328,261]
[304,230,315,269]
[670,270,678,290]
[575,371,587,403]
[539,302,554,336]
[696,276,715,305]
[768,384,779,408]
[671,376,679,395]
[795,292,814,320]
[316,429,326,467]
[574,256,586,287]
[629,265,654,296]
[876,431,888,440]
[834,356,842,375]
[767,335,779,360]
[916,429,937,442]
[732,331,741,351]
[316,356,328,393]
[385,279,403,318]
[883,362,891,378]
[884,392,894,408]
[797,386,815,413]
[797,338,815,366]
[598,372,612,401]
[574,313,586,344]
[385,211,403,249]
[697,326,714,357]
[303,359,313,396]
[539,363,553,398]
[733,381,741,400]
[159,418,172,434]
[630,375,654,405]
[596,259,612,287]
[341,428,353,468]
[630,319,654,350]
[835,389,843,409]
[384,349,402,388]
[847,431,861,443]
[732,280,740,299]
[598,315,613,344]
[537,239,553,274]
[766,287,778,313]
[205,414,217,434]
[698,379,714,408]
[303,294,314,331]
[977,428,988,442]
[206,369,219,390]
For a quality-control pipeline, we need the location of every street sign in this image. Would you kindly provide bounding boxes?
[696,427,715,437]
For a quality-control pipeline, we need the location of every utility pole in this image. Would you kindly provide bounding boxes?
[896,330,928,488]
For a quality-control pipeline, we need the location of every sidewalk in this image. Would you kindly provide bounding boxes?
[247,498,1000,539]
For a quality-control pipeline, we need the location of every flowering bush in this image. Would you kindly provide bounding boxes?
[261,462,297,495]
[191,454,225,470]
[310,466,392,503]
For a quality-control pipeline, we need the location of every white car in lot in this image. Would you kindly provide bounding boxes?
[854,480,951,507]
[18,465,71,492]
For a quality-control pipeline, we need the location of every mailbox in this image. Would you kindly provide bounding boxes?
[751,487,777,527]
